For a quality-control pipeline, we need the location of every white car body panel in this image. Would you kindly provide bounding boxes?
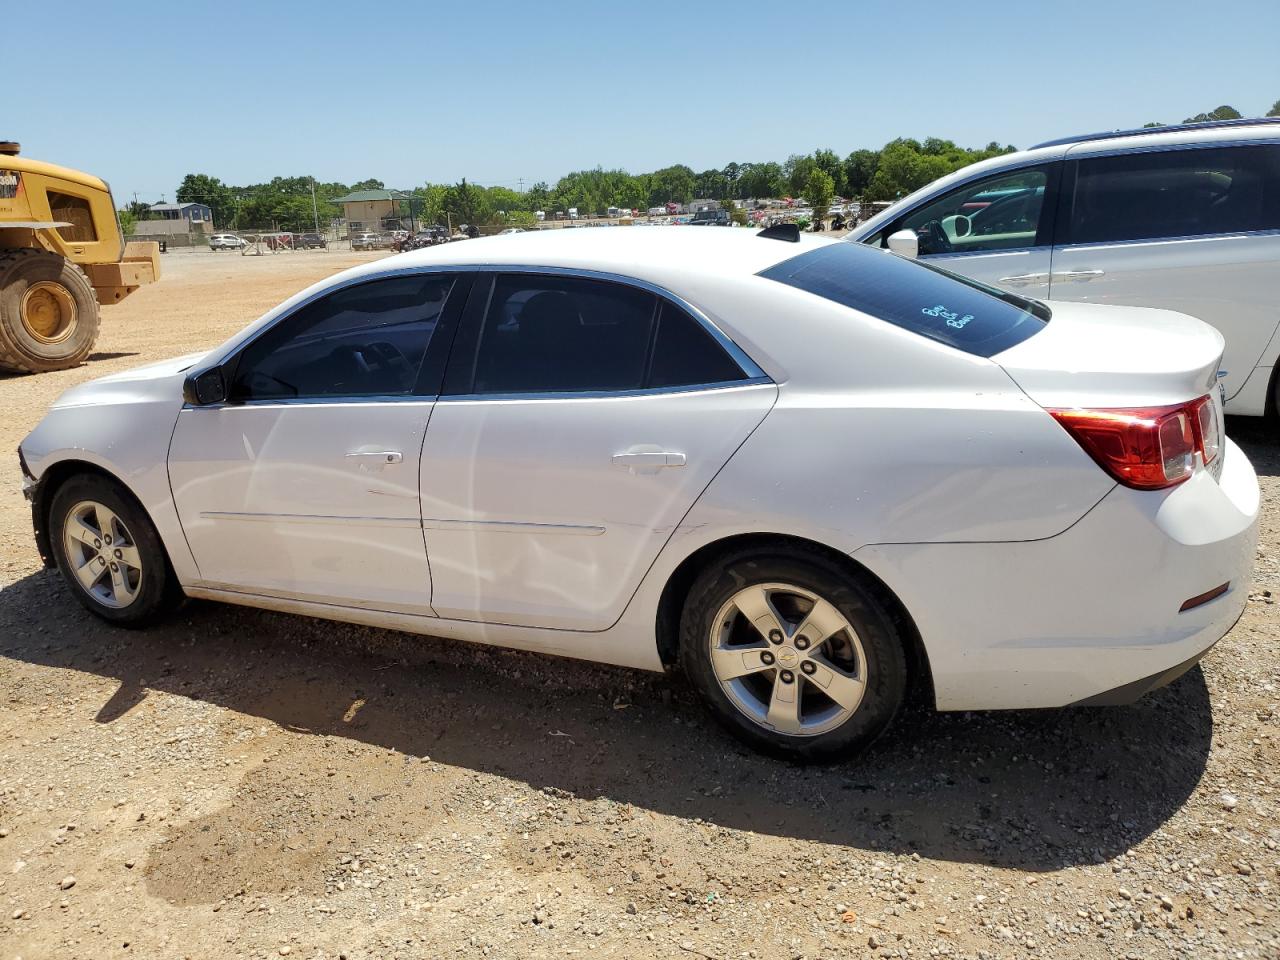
[856,437,1257,709]
[419,382,776,630]
[847,122,1280,414]
[168,401,437,613]
[19,354,205,584]
[18,229,1261,710]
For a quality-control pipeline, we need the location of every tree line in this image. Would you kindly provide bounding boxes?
[129,100,1280,233]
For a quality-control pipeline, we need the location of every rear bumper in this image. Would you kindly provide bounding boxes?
[854,437,1259,711]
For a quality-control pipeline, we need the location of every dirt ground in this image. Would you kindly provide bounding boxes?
[2,247,1279,960]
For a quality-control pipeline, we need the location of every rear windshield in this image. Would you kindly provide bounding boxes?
[758,241,1049,357]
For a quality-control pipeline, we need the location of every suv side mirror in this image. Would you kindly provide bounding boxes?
[183,367,227,406]
[887,229,920,259]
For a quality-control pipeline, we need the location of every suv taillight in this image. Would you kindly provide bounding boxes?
[1049,396,1218,490]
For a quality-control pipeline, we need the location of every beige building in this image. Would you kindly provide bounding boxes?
[332,188,414,235]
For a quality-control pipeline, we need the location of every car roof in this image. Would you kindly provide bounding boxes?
[344,226,837,285]
[1031,116,1280,149]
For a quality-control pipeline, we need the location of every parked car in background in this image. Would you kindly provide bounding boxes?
[208,234,246,251]
[351,233,380,250]
[690,209,731,226]
[295,233,327,250]
[847,118,1280,415]
[19,228,1257,761]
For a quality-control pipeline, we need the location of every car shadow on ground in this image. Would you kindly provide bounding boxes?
[1228,416,1280,476]
[1,565,1214,873]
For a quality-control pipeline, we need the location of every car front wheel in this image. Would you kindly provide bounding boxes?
[680,547,907,761]
[50,475,178,626]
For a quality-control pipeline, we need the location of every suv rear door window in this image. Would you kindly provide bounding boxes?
[1065,144,1280,244]
[760,242,1048,357]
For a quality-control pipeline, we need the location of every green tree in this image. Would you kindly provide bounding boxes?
[805,168,835,226]
[1183,105,1242,123]
[843,149,879,197]
[444,178,488,226]
[645,165,695,206]
[812,148,845,196]
[1142,121,1165,128]
[784,153,817,197]
[1267,100,1280,117]
[738,161,783,199]
[117,209,136,236]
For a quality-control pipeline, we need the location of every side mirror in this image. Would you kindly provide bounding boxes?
[953,214,972,238]
[183,367,227,406]
[887,229,920,259]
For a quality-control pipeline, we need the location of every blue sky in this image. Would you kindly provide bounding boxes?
[8,0,1279,202]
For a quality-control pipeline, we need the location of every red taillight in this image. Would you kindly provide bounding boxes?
[1049,396,1217,490]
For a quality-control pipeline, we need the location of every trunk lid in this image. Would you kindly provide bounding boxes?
[993,301,1224,409]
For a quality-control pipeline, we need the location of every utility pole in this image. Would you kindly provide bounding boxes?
[310,178,321,234]
[518,177,524,192]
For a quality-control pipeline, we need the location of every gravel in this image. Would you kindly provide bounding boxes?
[2,247,1278,959]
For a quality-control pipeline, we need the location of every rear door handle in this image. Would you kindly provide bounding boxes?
[612,451,686,468]
[613,451,683,477]
[997,272,1049,286]
[1051,269,1105,282]
[345,450,403,464]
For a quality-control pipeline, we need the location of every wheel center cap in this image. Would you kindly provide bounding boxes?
[776,647,799,668]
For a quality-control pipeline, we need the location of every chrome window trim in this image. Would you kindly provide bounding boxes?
[920,243,1052,261]
[1065,136,1280,161]
[182,394,438,411]
[1052,226,1280,252]
[473,263,768,382]
[436,376,774,404]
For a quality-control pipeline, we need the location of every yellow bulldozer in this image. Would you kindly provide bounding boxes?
[0,141,159,373]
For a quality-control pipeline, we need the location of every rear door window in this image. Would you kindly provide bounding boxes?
[1064,144,1280,245]
[760,242,1048,357]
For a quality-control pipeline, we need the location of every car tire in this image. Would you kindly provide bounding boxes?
[49,474,179,627]
[679,545,907,762]
[0,249,100,373]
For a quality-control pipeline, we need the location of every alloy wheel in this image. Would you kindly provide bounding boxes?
[61,500,143,609]
[708,582,867,737]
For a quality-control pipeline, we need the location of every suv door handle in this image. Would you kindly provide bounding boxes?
[997,272,1049,286]
[1052,269,1105,282]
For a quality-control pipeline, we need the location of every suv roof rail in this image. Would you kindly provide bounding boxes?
[1030,117,1280,150]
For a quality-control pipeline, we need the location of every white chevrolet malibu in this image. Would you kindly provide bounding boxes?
[18,226,1259,760]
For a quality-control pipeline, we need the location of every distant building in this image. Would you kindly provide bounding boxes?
[144,201,214,234]
[688,198,721,213]
[331,188,415,235]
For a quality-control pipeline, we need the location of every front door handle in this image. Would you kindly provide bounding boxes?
[997,272,1049,286]
[345,450,403,464]
[1052,269,1105,282]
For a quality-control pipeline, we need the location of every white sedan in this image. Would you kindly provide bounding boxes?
[18,226,1259,760]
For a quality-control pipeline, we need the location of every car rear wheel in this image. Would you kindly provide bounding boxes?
[680,547,907,761]
[50,475,177,626]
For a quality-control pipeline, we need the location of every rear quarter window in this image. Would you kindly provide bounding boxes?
[758,241,1048,357]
